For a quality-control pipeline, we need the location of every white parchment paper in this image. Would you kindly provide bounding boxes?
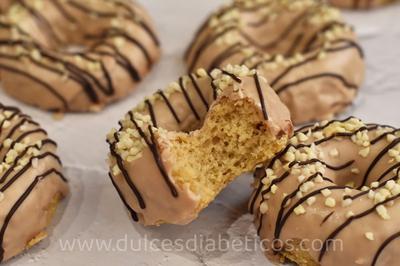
[2,1,400,265]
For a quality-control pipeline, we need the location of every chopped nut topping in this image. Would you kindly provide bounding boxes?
[321,188,332,197]
[325,197,336,208]
[294,204,306,215]
[351,168,360,174]
[359,147,370,158]
[346,211,355,218]
[342,198,352,207]
[365,232,374,241]
[329,148,339,157]
[306,196,316,206]
[260,202,269,214]
[271,184,278,194]
[376,205,390,220]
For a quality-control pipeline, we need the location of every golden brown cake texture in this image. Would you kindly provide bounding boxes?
[107,65,293,226]
[250,117,400,266]
[185,0,365,125]
[0,0,160,112]
[0,103,68,262]
[328,0,395,9]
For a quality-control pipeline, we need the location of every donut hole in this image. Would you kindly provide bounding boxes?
[164,97,288,209]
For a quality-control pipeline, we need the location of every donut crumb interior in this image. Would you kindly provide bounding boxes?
[161,97,288,209]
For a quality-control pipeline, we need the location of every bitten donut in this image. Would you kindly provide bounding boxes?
[250,117,400,265]
[328,0,395,9]
[107,65,293,226]
[0,0,160,112]
[0,103,68,262]
[185,0,365,125]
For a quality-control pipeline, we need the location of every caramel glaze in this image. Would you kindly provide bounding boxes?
[107,66,292,226]
[0,103,68,262]
[185,0,365,125]
[0,0,160,112]
[251,117,400,265]
[329,0,396,9]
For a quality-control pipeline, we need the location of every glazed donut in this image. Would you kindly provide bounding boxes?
[0,0,160,112]
[107,65,293,226]
[0,103,68,262]
[328,0,395,9]
[250,117,400,265]
[185,0,365,125]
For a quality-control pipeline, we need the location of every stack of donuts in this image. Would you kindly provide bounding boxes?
[0,0,398,265]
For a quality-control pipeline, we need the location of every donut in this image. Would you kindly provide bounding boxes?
[185,0,365,125]
[0,0,160,112]
[107,65,293,226]
[250,117,400,265]
[0,103,68,262]
[328,0,395,9]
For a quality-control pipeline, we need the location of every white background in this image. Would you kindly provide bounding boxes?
[3,1,400,265]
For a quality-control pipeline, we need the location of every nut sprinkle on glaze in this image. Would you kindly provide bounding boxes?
[250,117,400,266]
[107,65,293,226]
[0,103,68,262]
[0,0,160,112]
[185,0,365,125]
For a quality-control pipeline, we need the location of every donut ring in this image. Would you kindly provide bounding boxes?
[250,117,400,265]
[0,103,68,262]
[328,0,396,9]
[185,0,365,125]
[107,65,292,226]
[0,0,160,112]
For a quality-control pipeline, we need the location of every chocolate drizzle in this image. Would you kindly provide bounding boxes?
[270,39,364,88]
[148,126,178,198]
[108,172,138,222]
[127,111,178,198]
[240,10,309,50]
[276,185,347,237]
[157,90,181,124]
[108,132,146,209]
[372,231,400,266]
[189,74,209,110]
[321,211,335,225]
[179,77,201,120]
[145,99,157,128]
[0,63,69,109]
[360,138,400,188]
[254,73,268,120]
[275,72,358,94]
